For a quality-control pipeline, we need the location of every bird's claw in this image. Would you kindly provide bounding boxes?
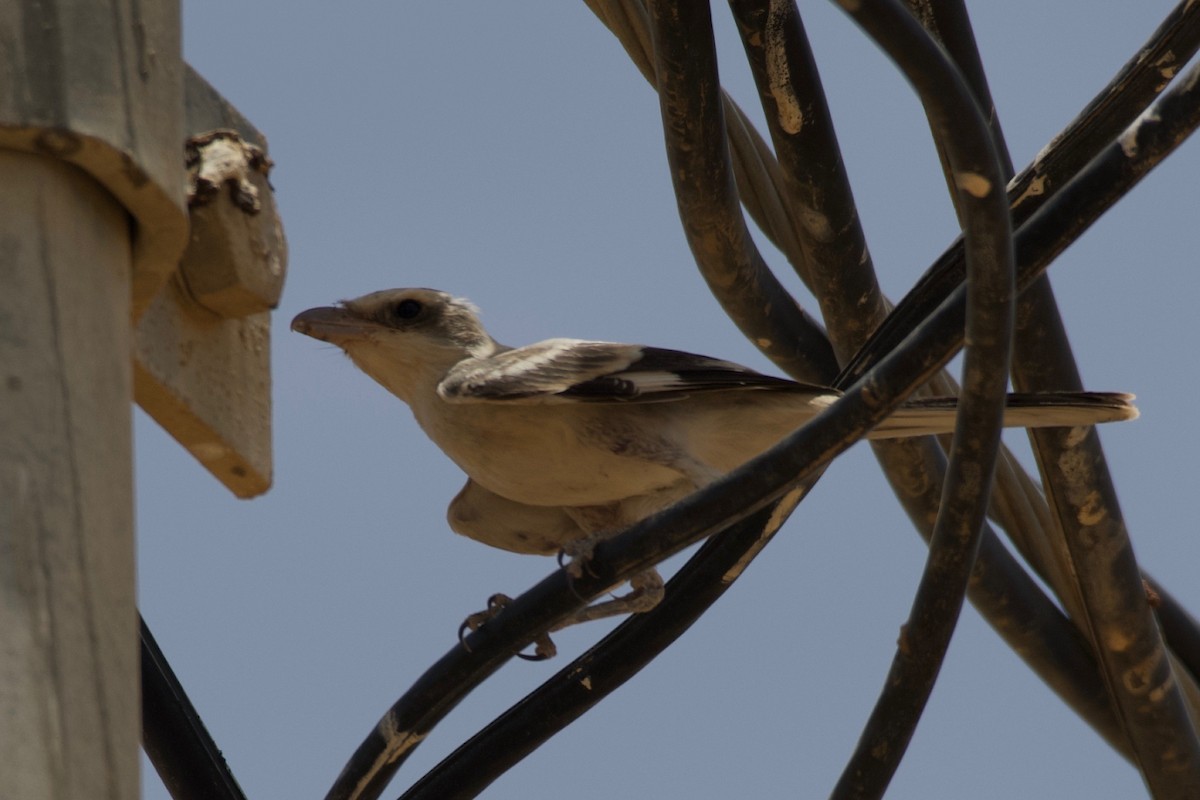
[458,592,557,660]
[516,637,557,661]
[558,569,665,627]
[458,592,511,646]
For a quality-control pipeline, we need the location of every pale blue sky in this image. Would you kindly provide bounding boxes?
[140,3,1199,798]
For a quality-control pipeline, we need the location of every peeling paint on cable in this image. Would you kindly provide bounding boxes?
[1119,119,1144,158]
[1146,672,1174,703]
[1119,102,1167,158]
[721,484,807,584]
[954,171,992,198]
[376,712,427,760]
[1064,425,1089,448]
[1104,628,1134,653]
[1153,50,1179,90]
[379,730,425,764]
[1011,173,1048,208]
[1076,489,1106,527]
[799,205,834,241]
[351,713,427,799]
[765,0,804,135]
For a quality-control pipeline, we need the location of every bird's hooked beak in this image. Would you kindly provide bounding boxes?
[291,306,380,346]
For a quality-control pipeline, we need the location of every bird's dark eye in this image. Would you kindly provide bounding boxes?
[392,298,423,320]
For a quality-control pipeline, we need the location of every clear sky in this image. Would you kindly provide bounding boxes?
[140,2,1199,798]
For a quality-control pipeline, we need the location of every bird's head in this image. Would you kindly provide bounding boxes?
[291,288,497,403]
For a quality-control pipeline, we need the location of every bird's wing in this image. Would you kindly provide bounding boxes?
[439,339,833,404]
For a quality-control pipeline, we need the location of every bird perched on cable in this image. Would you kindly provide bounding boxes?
[292,288,1137,634]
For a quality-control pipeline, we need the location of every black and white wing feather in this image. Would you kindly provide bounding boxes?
[438,339,832,403]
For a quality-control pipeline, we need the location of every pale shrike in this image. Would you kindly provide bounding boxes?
[292,288,1137,639]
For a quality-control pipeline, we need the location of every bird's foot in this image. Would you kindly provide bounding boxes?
[553,569,665,629]
[458,593,557,661]
[457,566,666,662]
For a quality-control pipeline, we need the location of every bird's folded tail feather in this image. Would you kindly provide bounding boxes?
[869,391,1138,439]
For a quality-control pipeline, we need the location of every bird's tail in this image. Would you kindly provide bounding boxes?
[869,391,1138,439]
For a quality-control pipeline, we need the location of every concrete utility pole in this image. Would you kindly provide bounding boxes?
[0,2,285,797]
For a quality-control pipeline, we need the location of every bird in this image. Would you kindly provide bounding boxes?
[292,288,1137,646]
